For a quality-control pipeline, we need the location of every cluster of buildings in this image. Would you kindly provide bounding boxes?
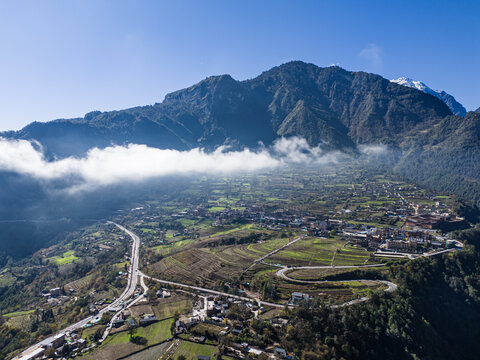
[343,226,459,255]
[17,332,88,360]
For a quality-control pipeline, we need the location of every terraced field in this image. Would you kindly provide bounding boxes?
[64,274,94,292]
[147,237,292,286]
[269,237,370,266]
[150,239,196,256]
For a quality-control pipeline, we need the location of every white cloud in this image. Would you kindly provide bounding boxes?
[0,137,387,193]
[359,43,383,68]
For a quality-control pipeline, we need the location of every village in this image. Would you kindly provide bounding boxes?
[2,168,469,360]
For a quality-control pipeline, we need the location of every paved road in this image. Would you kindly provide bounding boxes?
[13,222,141,360]
[276,264,397,307]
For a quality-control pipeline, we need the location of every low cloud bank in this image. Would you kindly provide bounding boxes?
[0,137,387,192]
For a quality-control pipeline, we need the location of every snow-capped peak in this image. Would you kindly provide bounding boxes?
[390,77,466,117]
[391,77,430,93]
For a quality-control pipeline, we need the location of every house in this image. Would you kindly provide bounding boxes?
[156,289,171,298]
[198,356,210,360]
[175,320,185,333]
[386,240,417,253]
[139,315,158,326]
[77,338,87,348]
[248,348,264,356]
[40,333,65,349]
[50,287,61,298]
[127,318,136,327]
[290,292,310,305]
[112,318,125,328]
[197,336,206,343]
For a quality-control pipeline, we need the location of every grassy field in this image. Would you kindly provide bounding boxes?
[172,341,218,359]
[208,206,226,212]
[2,309,35,318]
[49,250,79,265]
[190,322,226,337]
[346,220,394,228]
[268,237,370,267]
[135,318,173,343]
[208,223,253,237]
[85,319,174,360]
[151,239,196,256]
[123,341,172,360]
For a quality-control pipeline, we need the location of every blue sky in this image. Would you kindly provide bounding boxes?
[0,0,478,131]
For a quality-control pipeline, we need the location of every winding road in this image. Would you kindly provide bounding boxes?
[276,264,397,307]
[13,227,401,359]
[13,222,143,360]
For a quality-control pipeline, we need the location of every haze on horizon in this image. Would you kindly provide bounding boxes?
[0,0,479,131]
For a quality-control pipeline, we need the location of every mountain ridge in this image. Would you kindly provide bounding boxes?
[391,76,467,117]
[3,61,452,157]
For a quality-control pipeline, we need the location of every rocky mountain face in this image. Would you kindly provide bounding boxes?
[391,77,467,117]
[4,61,451,157]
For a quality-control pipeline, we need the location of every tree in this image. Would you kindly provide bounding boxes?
[130,335,147,345]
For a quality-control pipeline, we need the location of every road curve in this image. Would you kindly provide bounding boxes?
[276,264,397,307]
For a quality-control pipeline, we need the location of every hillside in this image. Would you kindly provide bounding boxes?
[395,111,480,209]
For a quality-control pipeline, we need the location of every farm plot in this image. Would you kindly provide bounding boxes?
[151,239,196,256]
[148,249,231,287]
[48,250,79,265]
[148,236,294,286]
[123,341,173,360]
[268,237,339,266]
[64,274,94,292]
[83,319,173,360]
[151,296,193,320]
[171,341,218,359]
[269,237,370,267]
